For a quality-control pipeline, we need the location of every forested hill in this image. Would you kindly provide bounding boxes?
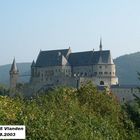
[0,52,140,85]
[0,63,31,85]
[114,52,140,85]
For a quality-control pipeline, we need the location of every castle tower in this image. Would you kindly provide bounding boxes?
[30,60,36,83]
[9,58,19,88]
[96,38,118,86]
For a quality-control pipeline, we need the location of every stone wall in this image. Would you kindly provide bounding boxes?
[111,87,140,103]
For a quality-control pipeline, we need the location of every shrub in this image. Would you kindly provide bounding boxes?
[0,83,139,139]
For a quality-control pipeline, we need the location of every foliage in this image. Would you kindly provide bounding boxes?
[0,84,9,96]
[0,83,139,139]
[124,94,140,129]
[123,72,140,134]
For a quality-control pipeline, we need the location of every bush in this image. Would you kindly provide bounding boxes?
[0,83,139,139]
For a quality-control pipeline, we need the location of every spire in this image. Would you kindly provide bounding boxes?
[108,52,114,64]
[10,58,18,73]
[99,37,102,51]
[68,46,71,53]
[9,58,19,89]
[31,60,36,67]
[98,55,102,64]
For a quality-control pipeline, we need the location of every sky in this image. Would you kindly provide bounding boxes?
[0,0,140,65]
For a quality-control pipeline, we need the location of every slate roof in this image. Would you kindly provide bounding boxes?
[35,49,111,67]
[10,58,18,72]
[68,50,110,66]
[35,49,69,67]
[68,51,93,66]
[31,60,35,67]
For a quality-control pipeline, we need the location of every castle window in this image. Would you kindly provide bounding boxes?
[100,81,104,85]
[99,72,103,75]
[85,72,87,76]
[110,72,111,75]
[94,72,97,75]
[104,72,108,74]
[99,66,102,69]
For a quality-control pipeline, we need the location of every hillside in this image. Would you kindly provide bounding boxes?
[0,63,31,86]
[0,52,140,85]
[114,52,140,85]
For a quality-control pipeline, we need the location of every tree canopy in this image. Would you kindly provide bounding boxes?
[0,83,139,139]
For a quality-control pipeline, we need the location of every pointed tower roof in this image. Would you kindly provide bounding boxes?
[10,58,18,73]
[108,52,114,64]
[98,55,103,64]
[61,55,70,66]
[31,60,36,67]
[99,37,102,51]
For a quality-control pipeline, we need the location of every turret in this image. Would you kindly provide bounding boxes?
[108,52,114,64]
[31,60,35,67]
[31,60,36,77]
[98,38,103,63]
[9,58,19,88]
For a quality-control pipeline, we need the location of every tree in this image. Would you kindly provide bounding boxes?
[0,83,139,139]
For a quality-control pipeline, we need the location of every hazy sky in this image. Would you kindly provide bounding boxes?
[0,0,140,65]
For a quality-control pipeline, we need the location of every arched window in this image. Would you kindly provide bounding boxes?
[85,72,87,76]
[100,81,104,85]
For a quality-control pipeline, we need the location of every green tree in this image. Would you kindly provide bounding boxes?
[0,83,139,139]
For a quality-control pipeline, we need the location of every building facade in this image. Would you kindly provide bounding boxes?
[30,41,118,90]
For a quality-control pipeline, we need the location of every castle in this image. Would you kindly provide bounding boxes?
[9,40,140,102]
[30,40,118,90]
[9,40,118,91]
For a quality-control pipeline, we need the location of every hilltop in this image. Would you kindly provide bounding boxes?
[114,52,140,85]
